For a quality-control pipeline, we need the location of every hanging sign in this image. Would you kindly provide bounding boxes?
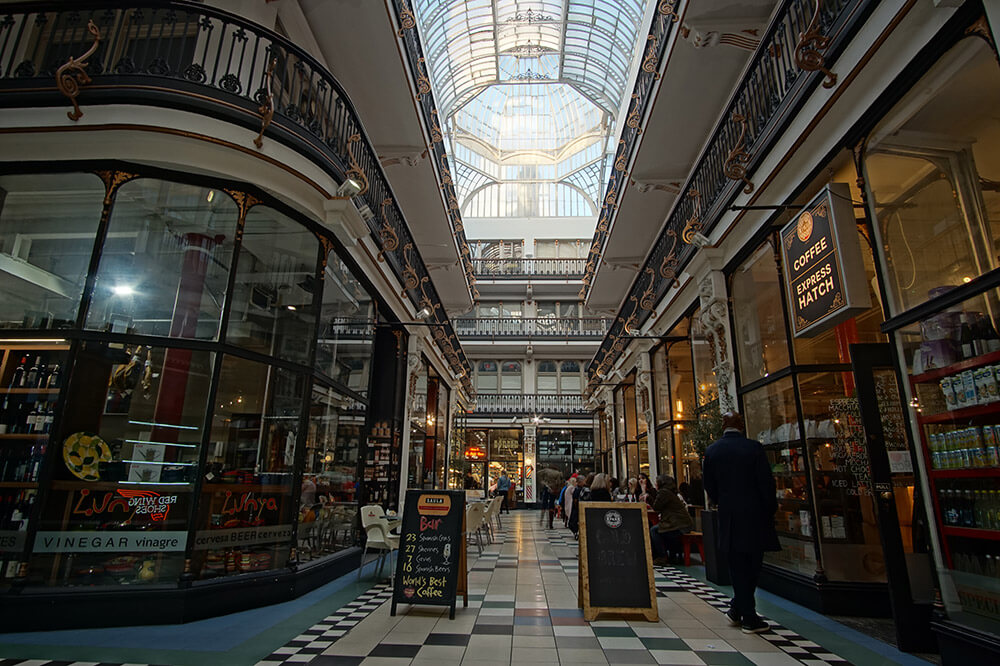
[780,183,871,337]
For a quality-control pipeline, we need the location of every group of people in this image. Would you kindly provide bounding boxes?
[540,470,695,566]
[537,411,779,635]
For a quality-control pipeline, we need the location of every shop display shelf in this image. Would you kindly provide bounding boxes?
[910,351,1000,384]
[202,482,289,493]
[930,468,1000,479]
[0,434,48,439]
[917,403,1000,425]
[51,480,195,492]
[0,388,59,395]
[0,481,37,489]
[775,530,813,541]
[942,525,1000,541]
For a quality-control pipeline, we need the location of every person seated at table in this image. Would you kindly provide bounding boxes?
[650,474,693,566]
[589,473,612,501]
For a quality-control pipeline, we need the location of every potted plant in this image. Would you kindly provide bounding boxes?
[690,405,731,584]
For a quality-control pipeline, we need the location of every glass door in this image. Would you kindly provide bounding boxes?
[850,343,936,652]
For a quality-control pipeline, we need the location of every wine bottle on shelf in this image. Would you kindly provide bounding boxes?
[35,362,49,390]
[961,314,976,359]
[24,356,41,389]
[42,403,53,435]
[10,357,26,389]
[46,364,60,389]
[25,403,38,434]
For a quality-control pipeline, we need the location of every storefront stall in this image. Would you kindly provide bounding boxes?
[857,22,1000,661]
[0,163,412,628]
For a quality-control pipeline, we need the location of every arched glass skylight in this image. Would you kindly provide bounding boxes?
[412,0,649,219]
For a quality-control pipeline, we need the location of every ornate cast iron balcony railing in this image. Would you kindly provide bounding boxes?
[0,1,473,391]
[471,258,588,279]
[473,393,587,416]
[454,318,609,339]
[588,0,874,388]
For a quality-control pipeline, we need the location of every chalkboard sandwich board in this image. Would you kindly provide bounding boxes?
[578,501,658,622]
[391,489,468,619]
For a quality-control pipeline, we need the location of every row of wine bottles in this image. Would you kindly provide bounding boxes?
[0,489,35,530]
[6,355,61,391]
[0,399,55,435]
[0,444,46,483]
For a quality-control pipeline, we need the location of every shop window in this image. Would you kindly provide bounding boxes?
[0,173,104,330]
[315,252,374,395]
[226,206,319,365]
[864,39,1000,316]
[500,361,522,392]
[297,385,363,565]
[799,371,887,583]
[732,241,791,383]
[475,360,498,393]
[477,301,522,317]
[86,179,238,340]
[560,361,582,394]
[741,376,815,576]
[691,311,718,407]
[193,356,305,579]
[535,239,588,258]
[28,342,212,589]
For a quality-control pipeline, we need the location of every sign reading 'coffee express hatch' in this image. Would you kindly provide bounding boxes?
[780,183,871,337]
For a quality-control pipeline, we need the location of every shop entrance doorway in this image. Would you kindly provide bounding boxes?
[850,343,936,653]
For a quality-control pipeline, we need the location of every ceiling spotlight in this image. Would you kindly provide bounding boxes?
[335,178,363,198]
[415,306,432,320]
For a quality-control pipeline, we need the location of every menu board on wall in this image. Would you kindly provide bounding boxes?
[780,183,871,337]
[391,490,467,619]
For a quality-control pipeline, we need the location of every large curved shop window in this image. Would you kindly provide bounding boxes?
[0,173,105,329]
[85,179,238,339]
[226,206,320,365]
[192,355,305,580]
[28,343,213,589]
[315,252,374,395]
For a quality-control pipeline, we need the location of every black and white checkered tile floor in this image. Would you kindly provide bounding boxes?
[0,512,857,666]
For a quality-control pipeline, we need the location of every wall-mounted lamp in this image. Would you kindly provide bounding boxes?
[415,306,433,320]
[335,178,363,198]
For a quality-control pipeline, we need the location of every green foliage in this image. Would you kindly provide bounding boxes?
[689,405,724,456]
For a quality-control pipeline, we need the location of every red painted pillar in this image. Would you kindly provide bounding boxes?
[835,318,860,396]
[151,233,225,455]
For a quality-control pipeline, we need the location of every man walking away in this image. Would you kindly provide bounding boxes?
[539,467,564,528]
[703,412,780,634]
[497,469,511,513]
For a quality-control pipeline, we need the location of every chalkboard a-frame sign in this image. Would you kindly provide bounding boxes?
[391,489,468,619]
[578,502,658,622]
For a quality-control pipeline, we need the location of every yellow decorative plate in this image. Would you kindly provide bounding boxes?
[62,431,112,481]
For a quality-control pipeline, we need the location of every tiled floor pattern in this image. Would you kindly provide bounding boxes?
[252,512,853,666]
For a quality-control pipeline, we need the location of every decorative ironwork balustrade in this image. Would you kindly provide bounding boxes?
[473,393,588,416]
[471,258,588,278]
[389,0,479,299]
[587,0,874,389]
[0,1,473,392]
[454,317,609,339]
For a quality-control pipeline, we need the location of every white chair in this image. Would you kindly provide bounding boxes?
[465,502,486,554]
[483,497,501,543]
[362,504,401,532]
[359,511,399,580]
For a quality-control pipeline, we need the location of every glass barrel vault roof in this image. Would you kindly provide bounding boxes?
[412,0,649,218]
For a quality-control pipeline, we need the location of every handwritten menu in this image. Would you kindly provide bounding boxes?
[391,490,466,619]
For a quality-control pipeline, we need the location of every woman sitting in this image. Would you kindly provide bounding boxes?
[589,473,612,502]
[650,474,693,566]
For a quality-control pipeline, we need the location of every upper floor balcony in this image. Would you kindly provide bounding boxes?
[472,393,588,417]
[471,258,587,279]
[454,317,608,340]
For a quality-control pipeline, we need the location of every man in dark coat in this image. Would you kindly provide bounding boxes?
[703,411,779,634]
